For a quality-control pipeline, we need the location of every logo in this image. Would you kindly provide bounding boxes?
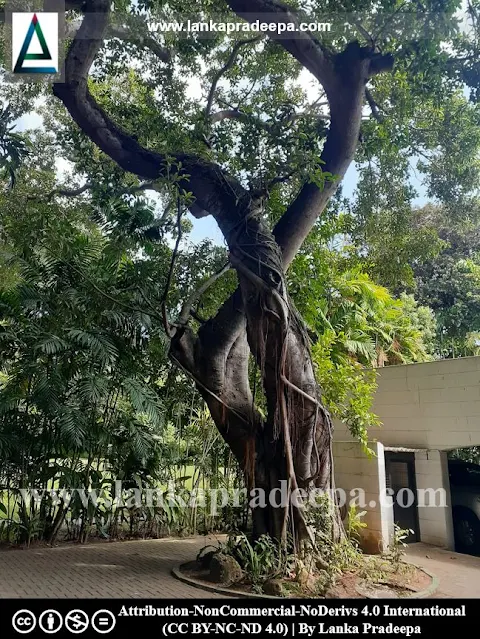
[38,609,63,634]
[12,12,58,74]
[12,610,36,634]
[91,610,116,634]
[65,610,89,634]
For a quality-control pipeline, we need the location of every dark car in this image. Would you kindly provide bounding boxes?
[448,459,480,554]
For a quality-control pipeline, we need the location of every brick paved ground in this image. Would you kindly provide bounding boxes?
[405,542,480,598]
[0,536,223,599]
[0,536,479,599]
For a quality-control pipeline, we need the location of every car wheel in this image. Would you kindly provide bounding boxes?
[453,509,480,554]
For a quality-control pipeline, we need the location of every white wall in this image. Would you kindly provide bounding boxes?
[333,356,480,450]
[414,450,455,549]
[333,441,393,553]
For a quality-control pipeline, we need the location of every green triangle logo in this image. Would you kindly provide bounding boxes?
[14,13,56,74]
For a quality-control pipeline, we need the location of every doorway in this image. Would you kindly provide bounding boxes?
[385,451,420,543]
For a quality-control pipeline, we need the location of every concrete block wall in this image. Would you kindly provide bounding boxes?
[414,450,454,549]
[333,441,393,553]
[333,356,480,450]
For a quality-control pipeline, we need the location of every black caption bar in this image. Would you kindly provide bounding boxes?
[0,599,473,638]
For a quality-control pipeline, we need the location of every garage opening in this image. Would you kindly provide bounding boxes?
[385,451,420,543]
[448,447,480,555]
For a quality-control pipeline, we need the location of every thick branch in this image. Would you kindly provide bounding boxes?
[225,1,394,267]
[226,0,337,95]
[273,41,394,267]
[169,289,259,473]
[54,0,252,233]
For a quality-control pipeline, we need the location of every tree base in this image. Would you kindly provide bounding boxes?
[175,554,436,599]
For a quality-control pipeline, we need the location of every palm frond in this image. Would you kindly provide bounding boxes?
[76,375,109,405]
[67,329,118,364]
[35,334,69,355]
[57,408,86,449]
[123,377,164,427]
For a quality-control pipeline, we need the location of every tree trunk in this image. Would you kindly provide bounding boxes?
[170,213,337,548]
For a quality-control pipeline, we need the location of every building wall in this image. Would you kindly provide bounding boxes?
[414,450,455,549]
[333,356,480,450]
[333,441,393,553]
[330,358,478,550]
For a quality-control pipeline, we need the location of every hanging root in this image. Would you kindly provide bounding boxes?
[244,435,256,491]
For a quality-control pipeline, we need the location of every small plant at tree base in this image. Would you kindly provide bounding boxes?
[221,532,294,587]
[383,524,414,568]
[346,504,368,546]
